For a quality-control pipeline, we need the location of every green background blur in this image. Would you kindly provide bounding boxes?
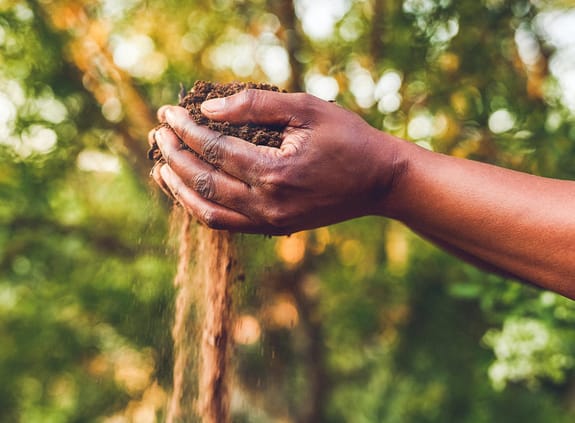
[2,0,575,421]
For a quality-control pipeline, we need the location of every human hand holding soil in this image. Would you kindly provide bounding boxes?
[150,89,405,235]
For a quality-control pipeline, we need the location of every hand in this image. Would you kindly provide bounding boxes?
[149,90,404,235]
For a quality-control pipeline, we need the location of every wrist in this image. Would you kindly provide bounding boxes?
[370,133,417,220]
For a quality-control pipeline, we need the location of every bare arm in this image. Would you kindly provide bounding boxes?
[385,143,575,298]
[149,90,575,299]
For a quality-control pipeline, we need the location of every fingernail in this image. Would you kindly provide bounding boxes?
[201,97,225,113]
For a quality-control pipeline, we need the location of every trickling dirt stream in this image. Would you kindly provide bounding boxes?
[153,81,285,423]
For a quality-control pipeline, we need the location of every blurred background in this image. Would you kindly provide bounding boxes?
[2,0,575,421]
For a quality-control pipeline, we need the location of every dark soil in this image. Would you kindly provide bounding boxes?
[148,80,286,162]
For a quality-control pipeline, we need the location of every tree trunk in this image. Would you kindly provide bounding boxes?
[270,0,304,92]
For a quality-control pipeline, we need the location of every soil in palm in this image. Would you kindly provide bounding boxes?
[148,80,285,162]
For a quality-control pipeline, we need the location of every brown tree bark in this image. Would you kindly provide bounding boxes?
[269,0,304,92]
[32,0,155,182]
[370,0,386,62]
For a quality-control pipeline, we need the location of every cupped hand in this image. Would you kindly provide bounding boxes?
[149,89,404,235]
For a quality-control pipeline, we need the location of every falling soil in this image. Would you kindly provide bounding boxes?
[166,212,236,423]
[155,81,285,423]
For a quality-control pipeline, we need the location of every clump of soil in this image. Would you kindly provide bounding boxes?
[149,80,285,162]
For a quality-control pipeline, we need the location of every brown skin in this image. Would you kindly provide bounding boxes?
[150,89,575,299]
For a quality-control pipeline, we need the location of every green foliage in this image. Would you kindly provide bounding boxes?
[2,0,575,421]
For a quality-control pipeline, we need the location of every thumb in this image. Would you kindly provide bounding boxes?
[201,89,317,127]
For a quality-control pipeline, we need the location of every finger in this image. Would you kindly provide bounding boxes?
[154,126,254,211]
[160,165,265,233]
[151,162,176,200]
[162,107,279,182]
[200,89,318,127]
[157,105,170,123]
[148,127,167,162]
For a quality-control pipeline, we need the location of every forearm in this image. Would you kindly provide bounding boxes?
[382,139,575,298]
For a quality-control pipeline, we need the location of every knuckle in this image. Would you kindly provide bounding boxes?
[202,132,226,166]
[192,172,215,200]
[292,92,310,104]
[237,89,262,118]
[265,207,290,229]
[259,175,281,196]
[292,92,320,124]
[293,92,314,111]
[260,165,291,193]
[200,208,224,230]
[260,170,279,190]
[239,89,257,108]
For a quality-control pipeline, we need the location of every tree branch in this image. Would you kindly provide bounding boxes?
[270,0,305,92]
[31,0,156,183]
